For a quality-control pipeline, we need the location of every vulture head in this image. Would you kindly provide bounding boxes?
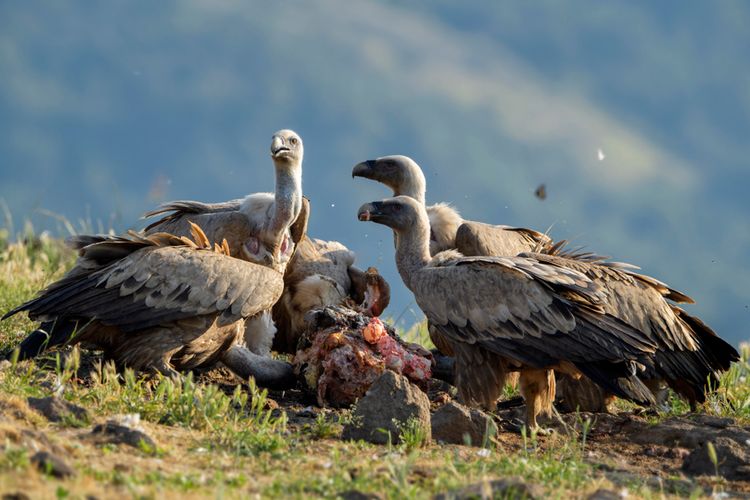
[357,196,426,233]
[270,129,304,169]
[352,155,426,204]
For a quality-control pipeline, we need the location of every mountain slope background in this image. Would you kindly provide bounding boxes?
[1,0,748,344]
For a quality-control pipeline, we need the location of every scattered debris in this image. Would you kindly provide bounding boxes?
[27,396,89,424]
[433,477,542,500]
[534,183,547,200]
[431,401,496,446]
[342,371,431,445]
[89,414,157,452]
[30,451,75,478]
[294,306,432,407]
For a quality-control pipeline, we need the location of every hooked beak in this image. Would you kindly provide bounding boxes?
[357,201,385,222]
[352,160,377,179]
[271,136,292,159]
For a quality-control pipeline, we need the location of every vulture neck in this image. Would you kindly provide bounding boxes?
[394,215,432,290]
[269,162,303,238]
[393,177,426,206]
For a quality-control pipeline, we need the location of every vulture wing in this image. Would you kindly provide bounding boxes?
[143,199,243,232]
[412,254,658,403]
[4,231,284,334]
[455,221,552,257]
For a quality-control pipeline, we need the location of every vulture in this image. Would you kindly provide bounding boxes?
[352,155,551,256]
[144,129,308,357]
[2,224,293,386]
[353,155,739,410]
[271,237,390,354]
[145,130,387,355]
[357,196,659,430]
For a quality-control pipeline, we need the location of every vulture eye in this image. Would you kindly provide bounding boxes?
[393,204,402,212]
[290,137,298,145]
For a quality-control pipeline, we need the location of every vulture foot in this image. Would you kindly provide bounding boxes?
[221,345,296,390]
[430,351,455,385]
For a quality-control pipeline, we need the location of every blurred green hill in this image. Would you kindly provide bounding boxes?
[1,0,748,344]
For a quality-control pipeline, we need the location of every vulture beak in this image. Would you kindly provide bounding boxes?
[271,136,292,159]
[357,201,386,223]
[352,160,378,179]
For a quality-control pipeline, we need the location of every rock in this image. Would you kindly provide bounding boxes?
[681,437,750,480]
[587,489,624,500]
[90,415,157,452]
[2,493,31,500]
[296,406,318,419]
[625,416,750,449]
[338,490,382,500]
[30,451,75,478]
[342,371,431,445]
[431,401,497,446]
[433,478,541,500]
[0,359,11,371]
[27,396,89,424]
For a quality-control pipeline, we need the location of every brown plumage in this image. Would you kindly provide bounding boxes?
[353,155,739,412]
[142,129,308,356]
[271,237,390,354]
[358,196,659,430]
[144,129,307,273]
[3,224,284,378]
[353,155,550,359]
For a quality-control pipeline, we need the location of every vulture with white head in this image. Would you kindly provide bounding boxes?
[358,196,658,430]
[354,156,739,410]
[144,129,308,356]
[2,224,293,387]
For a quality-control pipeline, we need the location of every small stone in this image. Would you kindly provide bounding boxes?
[296,406,317,418]
[90,418,157,452]
[587,489,624,500]
[0,359,11,371]
[27,396,89,424]
[431,401,497,446]
[30,451,75,478]
[682,437,750,480]
[2,493,31,500]
[338,490,382,500]
[434,478,542,500]
[342,371,431,445]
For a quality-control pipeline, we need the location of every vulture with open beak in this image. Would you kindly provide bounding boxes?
[353,156,739,411]
[358,196,659,430]
[2,224,293,387]
[143,129,308,357]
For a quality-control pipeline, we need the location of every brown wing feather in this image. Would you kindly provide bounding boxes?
[4,232,283,334]
[455,221,552,257]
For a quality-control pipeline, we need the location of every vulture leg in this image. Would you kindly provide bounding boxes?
[221,345,296,390]
[519,368,556,432]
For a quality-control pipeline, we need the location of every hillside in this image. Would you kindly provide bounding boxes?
[1,1,749,344]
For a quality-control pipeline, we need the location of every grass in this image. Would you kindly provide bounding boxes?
[1,232,749,498]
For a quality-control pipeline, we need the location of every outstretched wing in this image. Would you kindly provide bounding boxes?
[4,234,283,333]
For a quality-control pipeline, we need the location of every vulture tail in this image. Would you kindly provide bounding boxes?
[8,321,78,361]
[575,361,656,407]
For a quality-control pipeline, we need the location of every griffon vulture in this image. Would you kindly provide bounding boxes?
[353,155,549,356]
[358,196,660,430]
[353,156,739,410]
[271,238,390,354]
[2,224,293,387]
[143,129,308,356]
[352,155,551,256]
